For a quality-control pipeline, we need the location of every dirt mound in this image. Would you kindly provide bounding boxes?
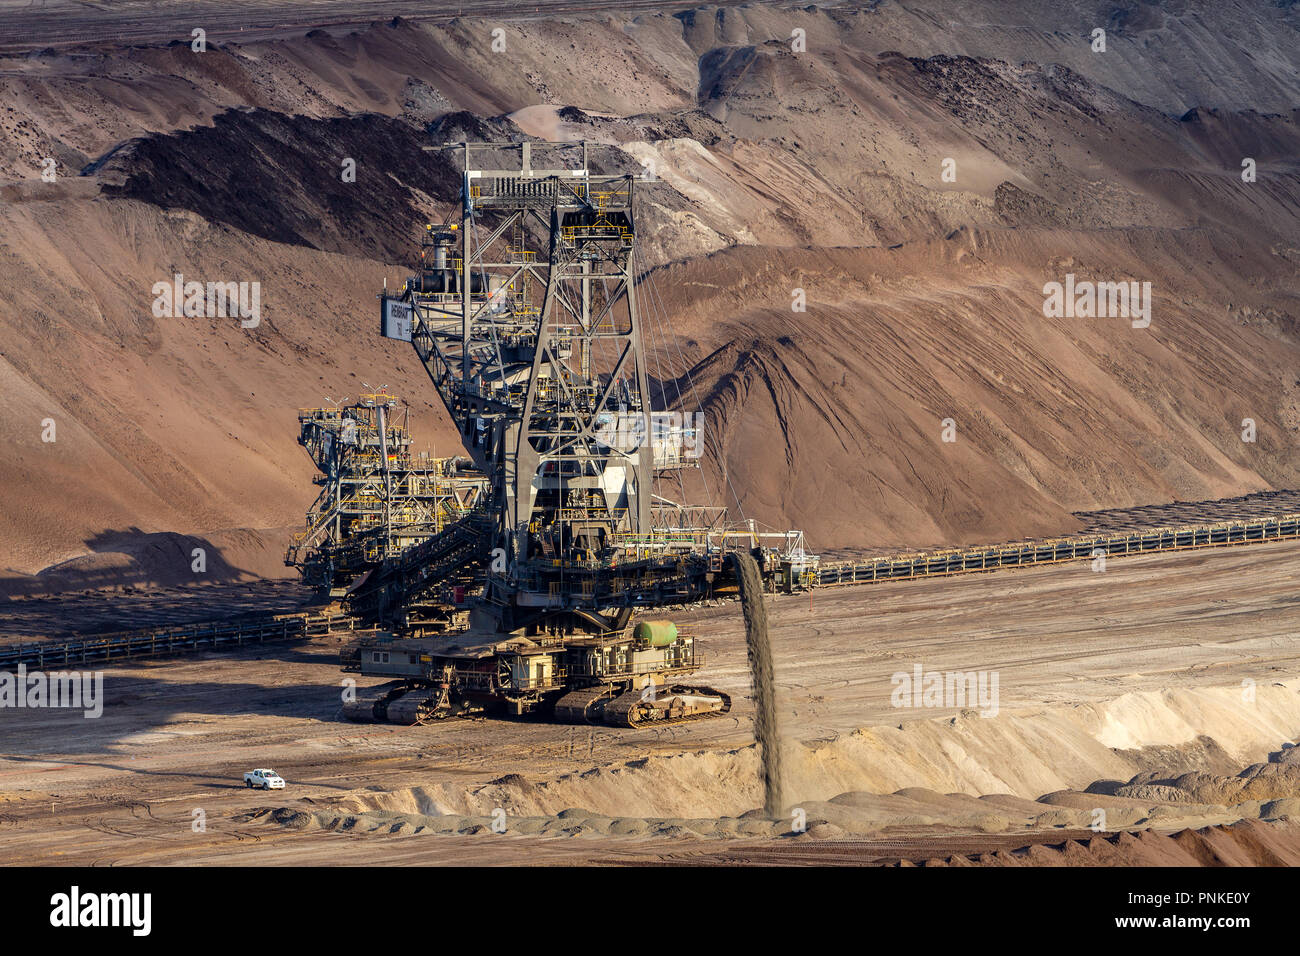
[1113,745,1300,806]
[0,3,1297,581]
[645,235,1300,549]
[916,819,1300,867]
[266,686,1300,842]
[283,680,1300,844]
[93,110,465,262]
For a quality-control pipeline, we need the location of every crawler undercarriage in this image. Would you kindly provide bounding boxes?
[340,620,730,726]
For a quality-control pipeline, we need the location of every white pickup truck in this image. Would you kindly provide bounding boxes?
[243,769,285,790]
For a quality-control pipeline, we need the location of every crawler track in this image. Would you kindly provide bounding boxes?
[341,681,408,722]
[603,685,732,727]
[555,684,732,726]
[554,685,618,724]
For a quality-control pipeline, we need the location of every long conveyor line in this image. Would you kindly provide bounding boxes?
[0,611,366,671]
[815,512,1300,587]
[4,512,1298,673]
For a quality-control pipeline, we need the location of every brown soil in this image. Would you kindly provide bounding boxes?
[0,3,1297,582]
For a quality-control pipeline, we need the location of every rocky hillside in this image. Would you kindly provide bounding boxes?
[0,1,1297,588]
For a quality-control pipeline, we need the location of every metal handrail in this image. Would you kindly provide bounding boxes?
[817,513,1300,587]
[0,611,360,671]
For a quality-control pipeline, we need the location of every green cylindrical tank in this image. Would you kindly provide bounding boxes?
[634,620,678,647]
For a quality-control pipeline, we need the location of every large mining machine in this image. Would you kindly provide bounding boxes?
[286,392,488,601]
[333,141,815,727]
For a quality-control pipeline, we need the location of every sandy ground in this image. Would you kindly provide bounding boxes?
[3,539,1299,865]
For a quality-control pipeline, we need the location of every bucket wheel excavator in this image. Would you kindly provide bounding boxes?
[325,141,812,726]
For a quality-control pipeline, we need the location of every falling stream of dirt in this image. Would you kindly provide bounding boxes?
[734,550,783,816]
